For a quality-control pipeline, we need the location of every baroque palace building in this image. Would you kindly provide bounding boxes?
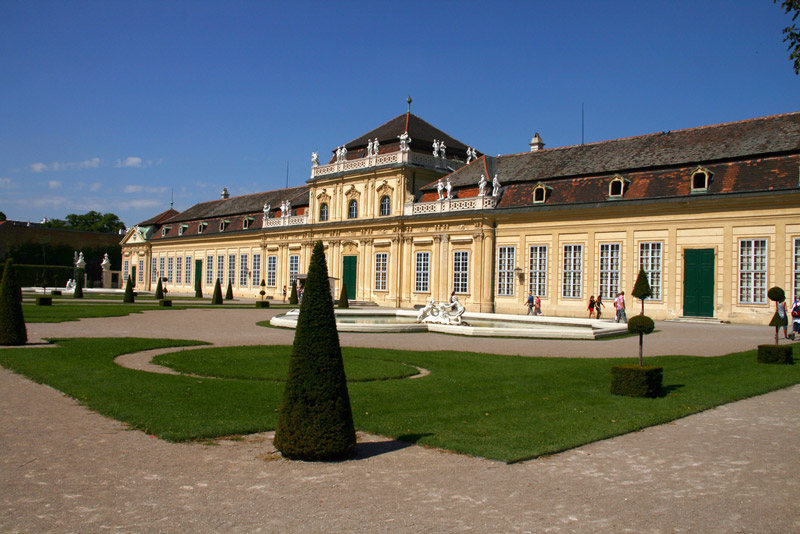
[120,110,800,324]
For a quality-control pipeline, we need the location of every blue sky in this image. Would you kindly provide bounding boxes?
[1,1,797,228]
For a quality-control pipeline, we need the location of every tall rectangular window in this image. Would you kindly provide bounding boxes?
[176,257,182,285]
[151,258,157,283]
[639,242,662,300]
[289,255,299,286]
[159,257,165,284]
[267,256,277,287]
[453,251,469,294]
[167,257,174,283]
[185,256,192,285]
[206,256,214,285]
[374,253,388,291]
[217,255,224,282]
[138,260,144,283]
[599,243,621,299]
[415,251,430,292]
[240,254,249,286]
[562,244,583,298]
[528,245,548,297]
[739,239,767,304]
[252,253,261,287]
[497,246,516,296]
[123,260,129,282]
[794,238,800,302]
[228,255,236,286]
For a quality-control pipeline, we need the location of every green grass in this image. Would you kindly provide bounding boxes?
[22,302,188,322]
[1,338,798,462]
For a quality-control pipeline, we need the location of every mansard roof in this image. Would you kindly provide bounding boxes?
[328,112,478,163]
[165,185,309,223]
[137,208,180,226]
[431,111,800,191]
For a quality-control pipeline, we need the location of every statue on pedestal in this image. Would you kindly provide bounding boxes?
[478,174,487,197]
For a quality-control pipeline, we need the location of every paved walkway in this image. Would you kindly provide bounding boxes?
[2,308,799,533]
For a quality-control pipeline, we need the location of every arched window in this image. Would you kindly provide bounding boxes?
[348,199,358,219]
[319,202,329,221]
[608,175,628,198]
[692,170,709,192]
[380,195,391,216]
[532,183,551,204]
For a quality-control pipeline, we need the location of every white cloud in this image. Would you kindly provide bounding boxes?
[31,163,48,173]
[119,198,164,209]
[30,158,101,173]
[116,156,144,168]
[123,185,168,194]
[89,182,102,192]
[48,180,62,190]
[0,178,11,187]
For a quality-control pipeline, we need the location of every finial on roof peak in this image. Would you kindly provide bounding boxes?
[407,95,412,114]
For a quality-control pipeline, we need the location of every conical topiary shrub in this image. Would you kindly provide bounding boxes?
[631,267,653,316]
[0,258,27,345]
[154,278,164,300]
[73,270,84,299]
[289,280,298,305]
[225,280,233,300]
[211,279,223,305]
[194,272,203,298]
[274,240,356,461]
[123,275,135,303]
[338,282,349,308]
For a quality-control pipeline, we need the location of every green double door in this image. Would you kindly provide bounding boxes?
[683,249,715,317]
[342,256,357,300]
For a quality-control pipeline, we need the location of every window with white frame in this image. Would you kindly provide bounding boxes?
[598,243,621,299]
[794,238,800,302]
[138,260,144,283]
[167,257,174,283]
[289,255,299,286]
[380,196,390,216]
[348,199,358,219]
[415,251,430,292]
[267,256,277,287]
[453,251,469,294]
[151,258,157,283]
[375,253,388,291]
[240,254,248,286]
[159,257,165,284]
[217,255,224,282]
[562,244,583,298]
[739,239,767,304]
[228,255,236,286]
[176,257,182,285]
[639,242,662,300]
[497,246,516,296]
[252,254,261,286]
[528,245,548,297]
[206,256,213,285]
[319,203,328,222]
[123,260,129,282]
[185,256,192,285]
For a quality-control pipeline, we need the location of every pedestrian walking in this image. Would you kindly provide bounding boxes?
[595,295,604,319]
[587,296,596,318]
[526,292,535,315]
[282,285,287,303]
[534,295,542,316]
[614,291,627,323]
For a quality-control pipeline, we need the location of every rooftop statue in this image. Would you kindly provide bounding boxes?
[439,140,446,159]
[466,147,477,163]
[478,174,487,197]
[437,178,445,200]
[492,174,501,197]
[311,152,319,167]
[366,139,374,157]
[398,131,411,152]
[446,177,453,199]
[432,139,440,157]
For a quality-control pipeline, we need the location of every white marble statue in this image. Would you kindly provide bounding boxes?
[439,141,446,159]
[478,174,487,197]
[416,297,437,322]
[367,139,374,157]
[285,200,291,217]
[416,297,466,325]
[280,200,286,216]
[373,138,379,154]
[398,131,411,152]
[466,147,477,163]
[335,146,345,163]
[437,178,445,200]
[445,177,453,199]
[432,139,440,157]
[340,145,347,161]
[263,202,270,223]
[311,152,319,167]
[492,174,501,197]
[101,253,111,271]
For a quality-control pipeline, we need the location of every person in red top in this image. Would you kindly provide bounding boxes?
[614,291,627,323]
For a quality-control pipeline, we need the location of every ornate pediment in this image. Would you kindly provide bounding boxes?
[316,188,331,203]
[376,179,393,196]
[345,185,361,200]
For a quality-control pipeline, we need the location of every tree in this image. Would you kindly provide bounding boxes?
[274,240,356,460]
[338,282,349,308]
[777,0,800,74]
[0,259,27,345]
[631,267,653,315]
[768,286,787,344]
[42,211,125,233]
[154,278,164,300]
[225,280,233,300]
[630,267,655,365]
[211,279,223,305]
[123,275,135,303]
[289,280,298,305]
[194,270,203,298]
[0,211,6,221]
[73,269,84,299]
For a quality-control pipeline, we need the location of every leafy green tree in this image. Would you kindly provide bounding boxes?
[225,280,233,300]
[631,267,653,315]
[0,259,27,345]
[42,211,125,233]
[274,241,355,460]
[776,0,800,74]
[211,279,223,305]
[338,282,349,308]
[154,278,164,299]
[123,276,135,303]
[768,286,787,344]
[0,211,6,221]
[289,280,298,305]
[630,267,655,365]
[73,270,84,299]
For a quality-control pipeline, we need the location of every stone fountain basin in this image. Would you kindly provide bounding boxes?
[270,309,628,340]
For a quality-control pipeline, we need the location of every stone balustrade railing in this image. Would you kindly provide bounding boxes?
[263,215,308,227]
[311,150,465,178]
[404,195,497,216]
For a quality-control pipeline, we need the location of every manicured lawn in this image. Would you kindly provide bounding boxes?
[21,301,277,322]
[1,338,798,462]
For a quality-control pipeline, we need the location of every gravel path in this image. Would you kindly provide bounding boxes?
[2,307,799,533]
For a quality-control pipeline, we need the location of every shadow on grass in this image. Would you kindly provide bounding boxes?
[350,433,434,460]
[659,383,685,397]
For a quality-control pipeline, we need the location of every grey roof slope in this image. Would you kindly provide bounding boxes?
[165,185,309,223]
[438,112,800,188]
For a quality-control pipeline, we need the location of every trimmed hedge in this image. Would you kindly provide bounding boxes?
[255,301,270,308]
[338,283,349,308]
[211,279,223,305]
[225,281,233,300]
[611,364,663,398]
[159,299,172,307]
[123,276,135,303]
[36,296,53,306]
[0,264,73,288]
[154,278,164,300]
[0,259,27,345]
[757,344,794,364]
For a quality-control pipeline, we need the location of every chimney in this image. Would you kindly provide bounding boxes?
[220,187,230,199]
[529,133,545,152]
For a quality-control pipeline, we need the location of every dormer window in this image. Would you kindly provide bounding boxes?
[161,227,168,237]
[219,220,229,231]
[691,167,712,193]
[532,182,552,204]
[198,222,206,234]
[178,225,186,236]
[608,175,629,199]
[243,217,253,230]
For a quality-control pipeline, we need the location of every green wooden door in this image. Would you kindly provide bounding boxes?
[683,249,715,317]
[195,259,203,293]
[342,256,357,300]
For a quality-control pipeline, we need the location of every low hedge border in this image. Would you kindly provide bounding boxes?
[35,296,53,306]
[757,344,794,364]
[611,364,663,398]
[255,301,270,308]
[159,299,172,307]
